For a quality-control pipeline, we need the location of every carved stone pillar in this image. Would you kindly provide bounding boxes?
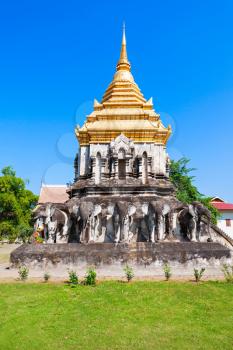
[91,158,96,180]
[126,156,134,178]
[148,157,153,178]
[79,146,89,179]
[142,154,148,185]
[95,154,101,185]
[104,157,110,178]
[114,158,119,179]
[101,158,108,179]
[125,158,130,178]
[88,158,93,178]
[138,158,142,179]
[109,157,114,178]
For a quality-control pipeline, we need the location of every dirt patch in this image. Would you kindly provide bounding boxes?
[0,244,20,264]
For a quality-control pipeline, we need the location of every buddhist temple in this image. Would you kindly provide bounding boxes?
[72,26,172,198]
[12,26,233,278]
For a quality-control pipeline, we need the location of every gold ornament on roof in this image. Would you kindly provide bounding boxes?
[76,25,171,146]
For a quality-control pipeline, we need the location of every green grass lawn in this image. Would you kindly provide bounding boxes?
[0,281,233,350]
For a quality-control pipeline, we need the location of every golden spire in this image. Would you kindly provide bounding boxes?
[101,24,146,105]
[76,25,172,146]
[116,23,131,71]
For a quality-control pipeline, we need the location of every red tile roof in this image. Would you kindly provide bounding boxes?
[212,202,233,211]
[38,185,69,204]
[211,196,225,203]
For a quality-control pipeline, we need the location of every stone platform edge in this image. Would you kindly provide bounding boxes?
[10,242,231,266]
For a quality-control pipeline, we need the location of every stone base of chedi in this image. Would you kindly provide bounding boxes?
[29,177,233,249]
[11,183,233,276]
[10,242,232,278]
[11,27,233,275]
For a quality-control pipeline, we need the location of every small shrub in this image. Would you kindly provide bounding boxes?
[0,222,17,243]
[18,225,33,243]
[18,265,29,281]
[85,267,97,286]
[43,272,50,282]
[68,270,79,286]
[35,236,44,244]
[123,264,134,282]
[222,264,233,283]
[163,263,172,281]
[194,268,205,282]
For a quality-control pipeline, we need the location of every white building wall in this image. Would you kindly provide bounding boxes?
[89,144,109,158]
[217,211,233,238]
[134,143,154,157]
[152,144,167,175]
[79,146,90,176]
[78,140,167,179]
[134,143,167,176]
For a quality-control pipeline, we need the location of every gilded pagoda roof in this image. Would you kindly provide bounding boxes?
[76,26,171,146]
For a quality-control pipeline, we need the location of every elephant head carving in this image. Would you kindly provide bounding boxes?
[177,201,212,242]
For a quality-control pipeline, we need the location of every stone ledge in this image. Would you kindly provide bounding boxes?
[10,242,231,268]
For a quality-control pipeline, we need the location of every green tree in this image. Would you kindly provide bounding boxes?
[0,166,38,242]
[169,158,219,224]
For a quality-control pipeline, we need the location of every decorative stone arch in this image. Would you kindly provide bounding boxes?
[110,133,134,155]
[118,147,126,160]
[90,144,109,159]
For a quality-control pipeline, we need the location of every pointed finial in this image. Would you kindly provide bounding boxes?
[122,22,126,45]
[116,23,131,71]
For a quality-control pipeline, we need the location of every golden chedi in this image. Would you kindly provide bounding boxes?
[74,26,172,188]
[76,26,171,146]
[23,26,231,277]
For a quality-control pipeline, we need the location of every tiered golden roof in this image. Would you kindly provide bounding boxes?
[76,26,171,146]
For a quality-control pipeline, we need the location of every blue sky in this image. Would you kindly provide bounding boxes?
[0,0,233,200]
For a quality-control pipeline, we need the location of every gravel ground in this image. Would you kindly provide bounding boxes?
[0,244,66,282]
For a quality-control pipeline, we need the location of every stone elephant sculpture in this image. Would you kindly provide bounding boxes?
[68,201,94,243]
[67,203,82,242]
[177,205,197,241]
[33,203,71,243]
[89,204,102,242]
[127,204,138,242]
[177,202,212,242]
[105,201,138,243]
[139,203,153,242]
[150,201,173,241]
[125,201,166,242]
[112,203,124,243]
[192,201,212,241]
[104,202,129,243]
[125,202,148,242]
